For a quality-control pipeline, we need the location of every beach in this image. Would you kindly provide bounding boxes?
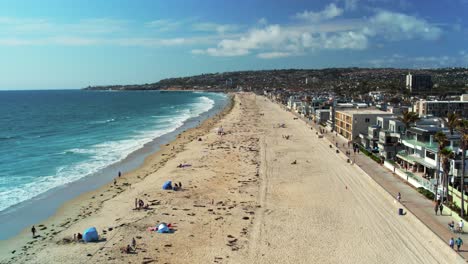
[1,93,463,264]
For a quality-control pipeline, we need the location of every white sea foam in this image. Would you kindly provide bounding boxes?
[0,95,218,212]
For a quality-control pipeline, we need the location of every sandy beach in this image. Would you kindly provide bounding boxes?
[1,93,464,264]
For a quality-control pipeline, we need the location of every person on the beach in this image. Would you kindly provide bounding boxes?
[173,183,179,191]
[456,237,463,251]
[31,226,36,238]
[135,198,138,209]
[126,244,132,253]
[132,237,136,249]
[450,237,455,249]
[179,182,182,189]
[118,171,121,177]
[77,233,82,240]
[73,233,76,241]
[439,203,444,216]
[449,221,455,232]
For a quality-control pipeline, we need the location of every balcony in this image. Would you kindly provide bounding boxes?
[401,137,438,152]
[396,150,436,169]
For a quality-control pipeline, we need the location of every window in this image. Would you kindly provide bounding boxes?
[426,151,435,160]
[365,118,370,123]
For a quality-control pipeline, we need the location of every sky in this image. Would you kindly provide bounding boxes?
[0,0,467,90]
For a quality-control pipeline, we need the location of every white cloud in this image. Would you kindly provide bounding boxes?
[192,22,239,33]
[364,10,442,40]
[367,54,463,68]
[145,19,182,31]
[0,17,128,35]
[192,23,369,58]
[192,47,249,57]
[258,18,268,25]
[321,31,368,49]
[343,0,359,11]
[0,36,208,47]
[257,52,294,59]
[294,3,344,22]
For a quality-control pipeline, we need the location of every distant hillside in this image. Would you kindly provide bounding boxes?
[83,68,468,95]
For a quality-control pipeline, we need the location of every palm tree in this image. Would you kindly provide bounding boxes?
[456,120,468,216]
[398,111,420,136]
[434,131,448,201]
[441,148,454,204]
[447,112,459,135]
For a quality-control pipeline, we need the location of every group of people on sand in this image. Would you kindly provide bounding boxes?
[122,237,137,254]
[282,135,291,140]
[73,233,83,241]
[135,198,149,210]
[173,182,182,191]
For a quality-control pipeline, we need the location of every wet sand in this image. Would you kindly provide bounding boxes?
[0,93,462,264]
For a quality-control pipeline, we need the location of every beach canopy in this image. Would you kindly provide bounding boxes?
[162,180,172,190]
[157,223,170,233]
[83,227,99,242]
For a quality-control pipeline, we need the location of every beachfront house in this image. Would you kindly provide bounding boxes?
[377,118,405,159]
[395,125,464,194]
[335,108,393,141]
[315,109,330,125]
[287,96,302,111]
[413,97,468,118]
[359,116,404,159]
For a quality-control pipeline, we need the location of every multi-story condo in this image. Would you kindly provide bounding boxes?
[396,126,462,194]
[335,109,393,141]
[315,109,330,124]
[406,73,432,94]
[359,116,404,159]
[413,99,468,118]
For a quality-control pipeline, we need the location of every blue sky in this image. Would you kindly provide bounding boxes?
[0,0,467,89]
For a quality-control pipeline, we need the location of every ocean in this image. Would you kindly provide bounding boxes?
[0,90,227,238]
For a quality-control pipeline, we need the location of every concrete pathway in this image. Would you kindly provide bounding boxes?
[288,107,468,261]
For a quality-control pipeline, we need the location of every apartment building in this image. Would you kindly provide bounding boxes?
[335,109,393,141]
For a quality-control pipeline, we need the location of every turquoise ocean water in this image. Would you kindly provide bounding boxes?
[0,90,227,214]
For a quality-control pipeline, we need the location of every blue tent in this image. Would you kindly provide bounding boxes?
[157,223,170,233]
[83,227,99,242]
[162,180,172,190]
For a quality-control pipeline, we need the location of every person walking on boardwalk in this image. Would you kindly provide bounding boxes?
[396,192,401,202]
[439,203,444,216]
[456,237,463,251]
[31,226,36,238]
[449,237,455,249]
[434,204,438,215]
[459,220,464,233]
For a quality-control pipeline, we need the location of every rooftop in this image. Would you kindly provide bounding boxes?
[337,108,393,115]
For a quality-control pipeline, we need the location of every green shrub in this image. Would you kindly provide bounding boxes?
[358,146,382,164]
[417,187,435,200]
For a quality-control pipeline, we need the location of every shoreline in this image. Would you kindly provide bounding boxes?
[0,93,234,260]
[0,91,229,240]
